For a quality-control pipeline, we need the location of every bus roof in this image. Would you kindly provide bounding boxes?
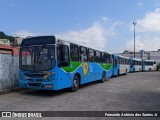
[22,35,113,55]
[130,57,142,61]
[57,37,113,55]
[113,54,130,59]
[143,59,155,62]
[21,36,55,46]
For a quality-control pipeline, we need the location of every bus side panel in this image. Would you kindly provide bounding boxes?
[55,62,113,90]
[106,66,113,78]
[56,68,72,90]
[112,64,119,76]
[130,64,136,72]
[80,63,90,84]
[144,65,154,71]
[90,63,101,82]
[112,55,119,76]
[99,63,113,78]
[119,65,130,74]
[135,65,141,72]
[80,62,102,84]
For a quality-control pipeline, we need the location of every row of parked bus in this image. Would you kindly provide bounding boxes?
[112,55,156,76]
[19,36,157,92]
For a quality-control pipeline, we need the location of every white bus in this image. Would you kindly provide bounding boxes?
[112,54,130,76]
[130,57,142,72]
[142,60,156,71]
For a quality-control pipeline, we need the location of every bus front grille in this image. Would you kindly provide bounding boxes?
[24,73,45,78]
[28,83,41,87]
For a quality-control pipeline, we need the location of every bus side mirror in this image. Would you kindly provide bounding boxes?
[58,44,70,67]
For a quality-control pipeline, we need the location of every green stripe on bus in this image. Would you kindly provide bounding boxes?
[99,63,112,70]
[62,62,112,73]
[62,62,82,72]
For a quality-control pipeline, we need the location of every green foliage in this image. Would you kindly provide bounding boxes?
[0,31,15,43]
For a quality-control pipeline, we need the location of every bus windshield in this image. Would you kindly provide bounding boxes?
[20,45,55,71]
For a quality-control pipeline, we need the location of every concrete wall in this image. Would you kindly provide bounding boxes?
[0,54,19,93]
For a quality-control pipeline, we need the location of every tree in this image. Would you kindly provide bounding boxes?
[0,31,6,38]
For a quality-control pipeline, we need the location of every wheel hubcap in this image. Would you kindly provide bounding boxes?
[74,80,78,88]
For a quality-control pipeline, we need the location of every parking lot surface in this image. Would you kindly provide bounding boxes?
[0,72,160,120]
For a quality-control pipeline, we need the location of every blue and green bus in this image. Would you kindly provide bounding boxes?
[19,36,113,91]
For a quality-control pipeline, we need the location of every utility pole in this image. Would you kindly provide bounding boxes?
[133,22,137,58]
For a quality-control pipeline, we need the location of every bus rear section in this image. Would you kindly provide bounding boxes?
[130,58,142,72]
[142,60,156,72]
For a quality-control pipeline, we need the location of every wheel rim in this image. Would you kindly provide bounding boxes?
[103,77,105,82]
[102,72,106,82]
[73,79,78,88]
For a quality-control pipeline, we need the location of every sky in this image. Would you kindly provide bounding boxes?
[0,0,160,53]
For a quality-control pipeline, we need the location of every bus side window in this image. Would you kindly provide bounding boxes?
[58,44,70,67]
[70,43,79,61]
[117,57,119,64]
[80,46,87,62]
[101,52,106,63]
[95,51,101,62]
[106,54,109,63]
[88,49,94,62]
[109,55,112,64]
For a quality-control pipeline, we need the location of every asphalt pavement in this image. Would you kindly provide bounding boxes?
[0,71,160,120]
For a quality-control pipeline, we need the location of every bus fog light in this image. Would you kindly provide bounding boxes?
[43,75,48,79]
[44,84,53,88]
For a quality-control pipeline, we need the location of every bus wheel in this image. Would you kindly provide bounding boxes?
[100,72,106,83]
[125,69,127,75]
[118,70,120,76]
[71,76,80,92]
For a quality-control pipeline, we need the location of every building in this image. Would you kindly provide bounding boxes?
[119,49,160,64]
[0,39,10,46]
[149,51,160,64]
[15,37,23,47]
[119,52,148,59]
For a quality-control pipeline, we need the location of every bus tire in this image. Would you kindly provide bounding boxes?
[125,69,127,75]
[100,72,106,83]
[71,76,80,92]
